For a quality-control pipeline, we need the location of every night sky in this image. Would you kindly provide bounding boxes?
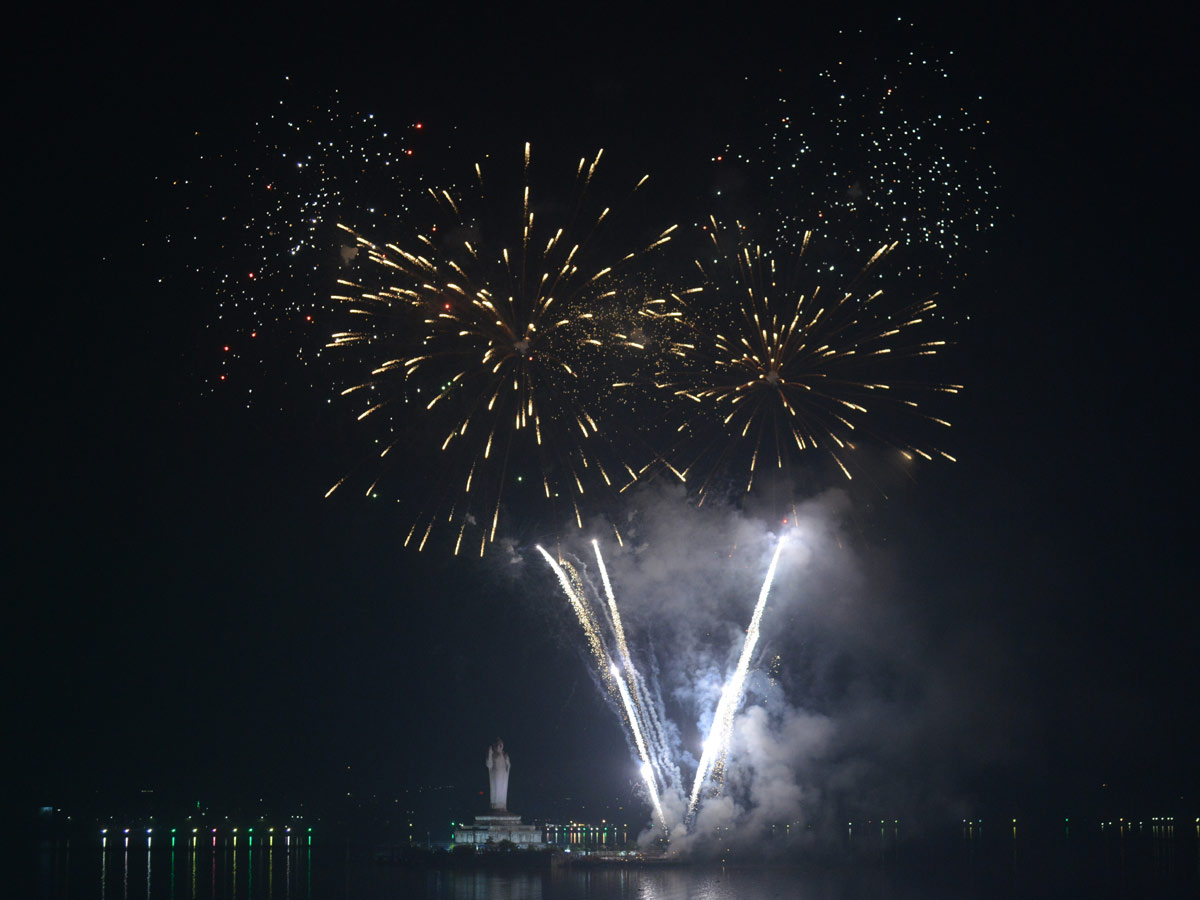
[13,7,1195,844]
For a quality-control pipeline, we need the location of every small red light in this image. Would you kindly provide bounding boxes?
[306,315,313,322]
[220,375,226,381]
[414,123,423,129]
[250,332,257,338]
[248,272,255,279]
[223,346,230,352]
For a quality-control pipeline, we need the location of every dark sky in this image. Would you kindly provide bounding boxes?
[12,8,1195,840]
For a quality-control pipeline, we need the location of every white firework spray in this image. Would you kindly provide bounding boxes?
[540,533,789,837]
[611,663,668,829]
[539,543,669,831]
[687,537,786,819]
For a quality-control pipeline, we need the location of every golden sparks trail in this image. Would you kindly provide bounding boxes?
[593,539,634,682]
[535,546,612,685]
[538,543,670,834]
[595,538,670,828]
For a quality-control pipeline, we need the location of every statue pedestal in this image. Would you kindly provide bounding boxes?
[454,813,543,847]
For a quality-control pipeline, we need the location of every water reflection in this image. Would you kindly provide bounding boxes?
[435,871,544,900]
[36,824,1200,900]
[413,867,877,900]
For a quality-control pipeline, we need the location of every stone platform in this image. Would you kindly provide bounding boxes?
[454,812,543,847]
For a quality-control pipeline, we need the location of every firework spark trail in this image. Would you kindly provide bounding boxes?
[611,664,668,830]
[594,540,680,804]
[543,536,795,832]
[565,560,610,677]
[593,539,637,693]
[630,662,678,789]
[593,539,649,735]
[536,546,609,675]
[687,537,787,819]
[542,543,669,831]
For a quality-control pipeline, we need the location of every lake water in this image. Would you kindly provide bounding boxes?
[35,825,1200,899]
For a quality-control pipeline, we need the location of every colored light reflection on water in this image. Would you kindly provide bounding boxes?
[120,842,303,899]
[33,818,1200,899]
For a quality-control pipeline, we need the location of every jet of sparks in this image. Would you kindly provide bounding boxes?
[538,544,671,833]
[687,536,786,819]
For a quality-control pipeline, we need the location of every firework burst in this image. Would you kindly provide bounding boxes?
[328,144,676,554]
[712,33,999,294]
[663,217,958,502]
[159,81,434,404]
